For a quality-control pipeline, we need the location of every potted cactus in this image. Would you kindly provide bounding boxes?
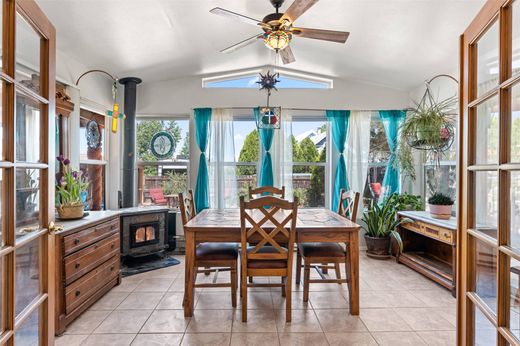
[428,192,454,220]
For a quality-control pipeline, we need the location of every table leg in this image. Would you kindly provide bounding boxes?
[184,230,195,317]
[347,230,359,315]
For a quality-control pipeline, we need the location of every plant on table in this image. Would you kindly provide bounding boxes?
[427,192,454,220]
[394,193,424,211]
[55,155,89,219]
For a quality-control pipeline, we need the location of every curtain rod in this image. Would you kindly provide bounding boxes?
[193,107,405,112]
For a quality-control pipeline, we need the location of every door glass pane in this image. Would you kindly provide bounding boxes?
[474,304,497,345]
[80,164,105,211]
[0,3,3,70]
[16,169,41,243]
[0,170,3,247]
[474,239,497,313]
[513,0,520,77]
[15,13,40,94]
[475,96,499,165]
[474,171,498,239]
[14,306,39,346]
[510,258,520,341]
[0,257,3,334]
[512,83,520,163]
[15,94,41,163]
[0,82,3,160]
[512,172,520,251]
[476,21,499,97]
[15,238,40,317]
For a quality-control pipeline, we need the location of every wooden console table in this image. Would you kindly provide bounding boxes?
[396,211,457,296]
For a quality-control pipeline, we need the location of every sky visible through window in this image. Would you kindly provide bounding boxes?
[206,75,329,89]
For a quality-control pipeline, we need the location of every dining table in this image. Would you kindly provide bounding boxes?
[182,207,361,317]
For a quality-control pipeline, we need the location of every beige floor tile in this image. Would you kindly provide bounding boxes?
[359,308,412,332]
[230,333,280,346]
[64,310,111,334]
[395,308,455,331]
[117,292,165,310]
[135,278,175,292]
[314,309,368,332]
[141,310,190,333]
[361,290,424,308]
[433,306,457,326]
[308,291,349,309]
[271,291,312,310]
[94,309,153,334]
[82,333,136,346]
[169,278,187,292]
[372,331,426,346]
[196,292,237,309]
[417,331,456,345]
[55,334,89,346]
[157,292,194,310]
[325,332,378,346]
[232,309,276,333]
[181,333,231,346]
[274,309,322,333]
[111,278,143,293]
[243,291,274,309]
[411,289,456,307]
[278,332,329,346]
[90,291,130,310]
[130,333,183,346]
[186,309,233,333]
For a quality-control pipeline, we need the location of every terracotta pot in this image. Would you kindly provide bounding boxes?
[428,204,453,220]
[364,235,391,259]
[57,204,84,220]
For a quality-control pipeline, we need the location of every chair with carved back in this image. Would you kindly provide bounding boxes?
[295,189,360,302]
[239,195,298,322]
[179,190,238,307]
[248,185,285,200]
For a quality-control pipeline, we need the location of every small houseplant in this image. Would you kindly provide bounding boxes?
[394,193,424,211]
[362,194,407,259]
[55,155,89,219]
[427,192,454,220]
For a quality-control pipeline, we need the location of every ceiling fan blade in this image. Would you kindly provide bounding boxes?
[279,46,296,64]
[220,34,263,54]
[210,7,264,27]
[280,0,319,23]
[292,27,349,43]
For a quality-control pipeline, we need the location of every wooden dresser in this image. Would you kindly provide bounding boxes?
[396,211,457,296]
[54,211,121,335]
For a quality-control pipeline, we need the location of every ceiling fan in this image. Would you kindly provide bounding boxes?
[210,0,349,64]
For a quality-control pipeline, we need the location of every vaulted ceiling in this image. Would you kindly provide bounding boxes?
[37,0,485,90]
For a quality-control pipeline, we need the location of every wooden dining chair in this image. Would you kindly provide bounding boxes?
[248,185,285,200]
[179,190,238,307]
[239,195,298,322]
[295,189,360,302]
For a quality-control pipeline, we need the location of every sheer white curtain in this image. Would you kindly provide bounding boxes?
[271,110,293,200]
[346,111,373,208]
[208,108,238,209]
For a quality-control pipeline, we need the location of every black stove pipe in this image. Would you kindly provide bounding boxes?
[119,77,142,208]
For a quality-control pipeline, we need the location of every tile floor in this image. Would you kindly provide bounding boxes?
[56,254,457,345]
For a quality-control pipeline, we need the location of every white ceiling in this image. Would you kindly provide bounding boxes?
[37,0,485,90]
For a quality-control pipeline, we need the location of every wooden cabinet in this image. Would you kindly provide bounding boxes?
[396,211,457,296]
[55,214,121,335]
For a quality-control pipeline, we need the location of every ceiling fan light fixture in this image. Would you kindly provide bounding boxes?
[263,30,292,51]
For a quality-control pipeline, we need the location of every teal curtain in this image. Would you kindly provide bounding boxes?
[194,108,212,212]
[379,110,406,200]
[254,107,274,187]
[326,110,351,210]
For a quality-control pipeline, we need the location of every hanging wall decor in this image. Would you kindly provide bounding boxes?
[150,131,175,159]
[85,119,101,149]
[256,70,281,130]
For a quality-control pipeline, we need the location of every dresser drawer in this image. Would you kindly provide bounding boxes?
[401,221,423,233]
[64,232,120,285]
[439,229,454,244]
[63,218,119,255]
[65,255,119,314]
[421,224,440,239]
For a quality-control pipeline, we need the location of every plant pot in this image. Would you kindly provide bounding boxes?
[364,235,391,259]
[57,204,84,220]
[428,204,453,220]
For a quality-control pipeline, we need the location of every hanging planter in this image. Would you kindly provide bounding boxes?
[395,74,458,180]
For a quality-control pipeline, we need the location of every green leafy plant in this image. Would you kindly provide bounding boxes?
[428,192,454,206]
[394,193,424,211]
[55,155,89,206]
[162,171,188,196]
[362,194,409,252]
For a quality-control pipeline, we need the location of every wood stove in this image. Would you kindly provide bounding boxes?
[121,208,168,257]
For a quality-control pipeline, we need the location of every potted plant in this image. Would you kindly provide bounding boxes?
[394,193,424,211]
[362,194,407,259]
[55,155,89,219]
[427,192,454,220]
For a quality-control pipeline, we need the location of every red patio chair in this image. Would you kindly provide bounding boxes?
[149,188,168,205]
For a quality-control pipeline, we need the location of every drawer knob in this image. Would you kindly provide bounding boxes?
[111,243,115,249]
[73,239,80,245]
[111,225,116,230]
[110,265,115,271]
[75,290,81,297]
[75,263,80,269]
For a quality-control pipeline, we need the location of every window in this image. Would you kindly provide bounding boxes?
[234,119,258,197]
[136,118,189,207]
[292,118,327,208]
[79,108,107,210]
[203,69,332,89]
[363,114,391,207]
